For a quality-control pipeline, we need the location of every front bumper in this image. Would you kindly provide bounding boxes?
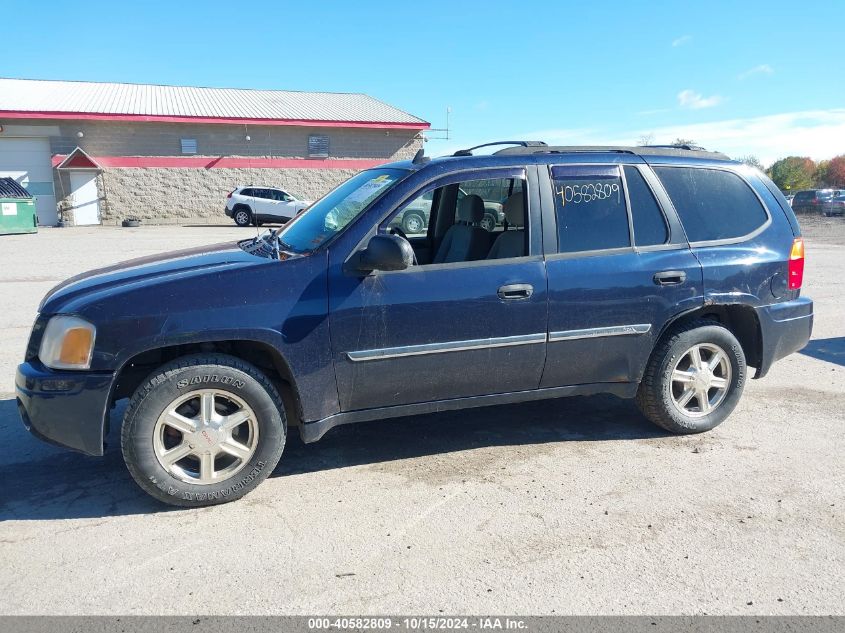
[15,361,114,456]
[754,296,814,378]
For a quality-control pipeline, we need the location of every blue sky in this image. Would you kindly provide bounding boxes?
[4,0,844,165]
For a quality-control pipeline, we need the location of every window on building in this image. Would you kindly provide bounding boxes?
[623,166,669,246]
[654,167,768,242]
[552,165,630,253]
[180,139,197,154]
[308,135,330,158]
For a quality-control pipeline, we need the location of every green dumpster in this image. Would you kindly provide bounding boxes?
[0,178,38,235]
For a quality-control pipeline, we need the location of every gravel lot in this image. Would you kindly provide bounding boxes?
[0,220,843,615]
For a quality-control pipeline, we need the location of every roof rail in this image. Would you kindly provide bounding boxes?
[494,145,730,160]
[495,145,638,156]
[453,140,546,157]
[641,143,708,151]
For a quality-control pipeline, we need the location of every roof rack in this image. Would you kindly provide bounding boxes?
[453,140,547,157]
[494,144,730,160]
[641,143,708,151]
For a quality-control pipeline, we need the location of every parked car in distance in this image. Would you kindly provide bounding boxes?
[17,141,813,507]
[822,194,845,217]
[790,189,835,214]
[389,188,504,235]
[784,193,795,206]
[225,186,311,226]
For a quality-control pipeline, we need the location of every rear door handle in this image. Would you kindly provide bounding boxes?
[653,270,687,286]
[498,283,534,300]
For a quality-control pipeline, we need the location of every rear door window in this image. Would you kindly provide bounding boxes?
[551,165,630,253]
[623,166,668,246]
[654,167,768,242]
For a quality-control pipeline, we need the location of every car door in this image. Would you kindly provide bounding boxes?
[540,163,703,388]
[258,188,282,219]
[328,166,548,411]
[276,190,299,219]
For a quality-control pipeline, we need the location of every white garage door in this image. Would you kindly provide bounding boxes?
[0,137,57,225]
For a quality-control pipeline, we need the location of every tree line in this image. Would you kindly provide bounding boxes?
[637,136,845,191]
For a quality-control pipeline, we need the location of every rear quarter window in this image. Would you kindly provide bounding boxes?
[623,166,668,246]
[654,167,768,242]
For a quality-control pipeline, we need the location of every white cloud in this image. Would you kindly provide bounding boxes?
[429,109,845,166]
[738,64,774,80]
[678,89,723,109]
[632,110,845,164]
[672,35,692,47]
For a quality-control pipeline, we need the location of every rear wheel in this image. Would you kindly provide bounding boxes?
[636,321,746,434]
[480,213,496,232]
[233,208,252,227]
[121,354,286,507]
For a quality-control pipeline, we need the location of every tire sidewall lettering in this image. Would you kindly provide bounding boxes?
[176,374,245,390]
[149,460,268,501]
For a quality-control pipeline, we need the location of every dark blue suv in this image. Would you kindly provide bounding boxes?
[15,142,813,506]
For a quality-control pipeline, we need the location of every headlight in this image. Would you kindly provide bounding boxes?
[39,315,96,370]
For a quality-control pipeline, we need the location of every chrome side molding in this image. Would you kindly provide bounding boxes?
[347,325,652,362]
[548,323,651,342]
[347,332,546,362]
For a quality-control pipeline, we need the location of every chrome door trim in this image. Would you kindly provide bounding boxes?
[347,332,547,362]
[548,323,651,342]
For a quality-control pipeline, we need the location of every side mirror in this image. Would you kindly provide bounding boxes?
[356,234,413,273]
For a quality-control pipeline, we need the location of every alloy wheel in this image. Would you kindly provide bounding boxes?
[669,343,732,418]
[152,389,259,485]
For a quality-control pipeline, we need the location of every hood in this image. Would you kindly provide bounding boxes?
[40,241,274,314]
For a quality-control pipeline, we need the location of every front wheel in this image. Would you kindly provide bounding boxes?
[480,213,496,232]
[636,321,746,434]
[121,354,286,507]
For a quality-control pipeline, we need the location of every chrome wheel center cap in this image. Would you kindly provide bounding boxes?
[189,426,222,452]
[693,368,712,391]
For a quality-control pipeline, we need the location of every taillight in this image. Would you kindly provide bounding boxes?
[227,190,234,199]
[788,237,804,290]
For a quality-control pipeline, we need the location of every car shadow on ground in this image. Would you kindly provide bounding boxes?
[800,336,845,368]
[0,393,666,522]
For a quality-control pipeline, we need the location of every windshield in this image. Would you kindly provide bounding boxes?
[275,168,407,253]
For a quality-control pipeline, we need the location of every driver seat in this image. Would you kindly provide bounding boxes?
[433,194,488,263]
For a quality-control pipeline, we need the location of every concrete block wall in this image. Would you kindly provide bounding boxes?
[6,118,424,224]
[98,167,364,224]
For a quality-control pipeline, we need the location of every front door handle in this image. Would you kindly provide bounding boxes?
[653,270,687,286]
[498,283,534,300]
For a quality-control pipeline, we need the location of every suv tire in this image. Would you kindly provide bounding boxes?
[402,212,426,235]
[636,320,746,434]
[121,354,286,507]
[233,207,252,227]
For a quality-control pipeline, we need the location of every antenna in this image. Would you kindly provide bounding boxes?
[423,106,452,141]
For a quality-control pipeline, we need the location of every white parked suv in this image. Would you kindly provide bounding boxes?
[225,186,311,226]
